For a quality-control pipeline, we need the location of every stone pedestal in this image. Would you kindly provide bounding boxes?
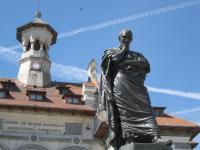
[120,143,172,150]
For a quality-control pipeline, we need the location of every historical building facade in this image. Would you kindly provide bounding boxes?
[0,11,199,150]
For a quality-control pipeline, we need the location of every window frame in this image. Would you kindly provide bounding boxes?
[65,96,81,104]
[59,87,70,95]
[55,85,71,95]
[29,93,44,101]
[26,41,31,51]
[0,89,9,99]
[0,80,16,91]
[154,109,164,117]
[34,39,40,51]
[26,90,46,101]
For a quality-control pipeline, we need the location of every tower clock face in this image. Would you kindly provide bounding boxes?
[32,62,41,70]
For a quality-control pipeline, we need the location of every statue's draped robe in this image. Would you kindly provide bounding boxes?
[100,48,159,149]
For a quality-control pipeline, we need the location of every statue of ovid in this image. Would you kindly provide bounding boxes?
[100,29,160,150]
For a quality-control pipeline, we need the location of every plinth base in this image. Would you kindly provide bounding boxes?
[120,143,172,150]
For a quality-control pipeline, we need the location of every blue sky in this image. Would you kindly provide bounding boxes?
[0,0,200,148]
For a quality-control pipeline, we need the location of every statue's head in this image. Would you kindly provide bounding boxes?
[118,29,133,46]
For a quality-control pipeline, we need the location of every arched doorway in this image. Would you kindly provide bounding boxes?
[61,146,88,150]
[0,143,10,150]
[16,144,48,150]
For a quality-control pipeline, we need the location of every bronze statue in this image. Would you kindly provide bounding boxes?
[100,29,159,150]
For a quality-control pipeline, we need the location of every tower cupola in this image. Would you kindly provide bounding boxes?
[16,11,57,87]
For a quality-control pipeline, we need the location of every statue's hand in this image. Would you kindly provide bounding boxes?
[112,47,127,62]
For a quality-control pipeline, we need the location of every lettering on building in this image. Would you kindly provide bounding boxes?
[0,118,82,135]
[65,123,82,135]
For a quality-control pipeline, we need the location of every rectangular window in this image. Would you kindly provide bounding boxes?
[0,89,8,98]
[66,97,80,104]
[175,143,191,149]
[154,110,163,117]
[0,91,6,98]
[59,88,69,95]
[73,98,79,104]
[67,97,73,103]
[65,123,82,135]
[29,94,44,101]
[26,90,46,101]
[1,80,16,91]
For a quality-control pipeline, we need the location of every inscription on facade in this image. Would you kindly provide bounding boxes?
[0,118,82,135]
[65,123,82,135]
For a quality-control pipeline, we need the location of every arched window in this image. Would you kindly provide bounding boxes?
[34,40,40,51]
[43,44,46,52]
[16,144,48,150]
[0,143,10,150]
[26,41,31,51]
[61,146,88,150]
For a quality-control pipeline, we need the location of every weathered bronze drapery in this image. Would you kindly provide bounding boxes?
[100,29,159,150]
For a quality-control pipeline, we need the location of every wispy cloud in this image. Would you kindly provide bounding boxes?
[147,86,200,101]
[8,45,21,50]
[51,62,87,82]
[0,46,87,82]
[171,107,200,115]
[9,0,200,51]
[0,46,20,65]
[1,46,200,100]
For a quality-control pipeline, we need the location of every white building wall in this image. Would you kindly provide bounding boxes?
[0,110,105,150]
[161,136,191,143]
[17,60,31,85]
[161,135,193,150]
[82,84,98,110]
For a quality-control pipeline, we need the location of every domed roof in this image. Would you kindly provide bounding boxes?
[16,12,57,45]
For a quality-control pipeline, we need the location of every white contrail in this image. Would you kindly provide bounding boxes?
[171,107,200,115]
[10,0,200,50]
[147,86,200,100]
[1,46,200,100]
[58,0,200,38]
[0,46,87,82]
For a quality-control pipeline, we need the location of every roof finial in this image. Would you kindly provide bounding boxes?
[35,0,42,18]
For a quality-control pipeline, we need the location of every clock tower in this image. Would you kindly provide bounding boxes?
[16,11,57,87]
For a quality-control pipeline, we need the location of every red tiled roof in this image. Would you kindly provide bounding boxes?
[0,78,95,116]
[156,115,200,140]
[83,82,96,87]
[95,112,200,139]
[55,84,82,96]
[156,116,199,128]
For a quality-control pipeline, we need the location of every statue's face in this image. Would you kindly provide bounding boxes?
[119,30,133,46]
